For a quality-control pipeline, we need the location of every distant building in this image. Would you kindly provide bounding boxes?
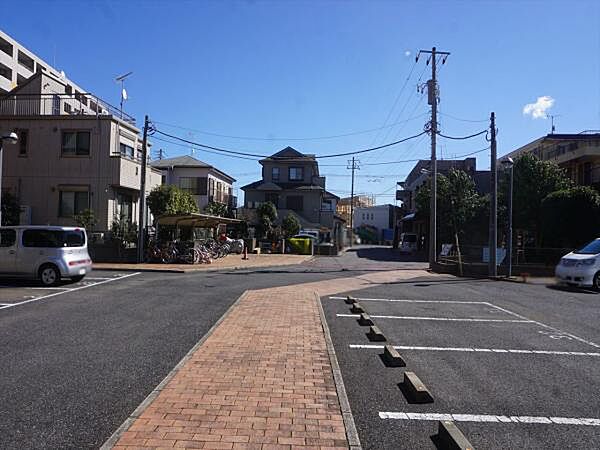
[150,155,236,212]
[353,204,400,244]
[396,157,490,239]
[241,146,345,245]
[499,132,600,188]
[336,195,374,226]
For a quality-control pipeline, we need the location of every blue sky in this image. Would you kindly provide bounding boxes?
[4,0,599,203]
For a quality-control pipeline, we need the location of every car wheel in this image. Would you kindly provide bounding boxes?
[71,275,85,283]
[593,272,600,291]
[39,264,60,286]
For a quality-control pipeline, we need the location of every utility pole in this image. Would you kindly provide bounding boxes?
[137,115,149,263]
[489,112,498,277]
[158,148,164,160]
[417,47,450,269]
[347,157,360,246]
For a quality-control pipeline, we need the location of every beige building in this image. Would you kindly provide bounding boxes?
[500,132,600,187]
[0,70,161,233]
[150,155,236,212]
[336,195,374,226]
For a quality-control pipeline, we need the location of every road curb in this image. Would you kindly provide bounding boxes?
[93,260,311,274]
[99,290,250,450]
[316,292,363,450]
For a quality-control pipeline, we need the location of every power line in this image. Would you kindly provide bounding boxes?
[439,112,488,123]
[152,125,428,160]
[151,112,428,142]
[437,129,487,140]
[150,135,262,161]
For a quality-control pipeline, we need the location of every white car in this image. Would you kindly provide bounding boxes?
[555,238,600,289]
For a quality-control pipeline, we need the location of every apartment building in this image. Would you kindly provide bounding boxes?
[499,132,600,187]
[353,204,401,243]
[0,30,72,95]
[0,69,161,233]
[150,155,236,211]
[241,146,344,242]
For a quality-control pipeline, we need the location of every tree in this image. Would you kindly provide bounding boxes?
[282,213,301,238]
[147,185,199,220]
[1,192,20,225]
[255,202,277,240]
[73,208,98,231]
[204,201,228,217]
[541,186,600,248]
[415,169,484,271]
[503,153,571,245]
[110,214,138,258]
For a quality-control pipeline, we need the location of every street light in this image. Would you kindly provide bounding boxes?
[501,157,514,278]
[0,132,18,226]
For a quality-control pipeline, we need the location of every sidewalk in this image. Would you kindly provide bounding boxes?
[93,254,312,273]
[105,268,437,450]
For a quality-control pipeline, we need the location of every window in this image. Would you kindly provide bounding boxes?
[62,131,90,156]
[59,190,89,217]
[0,62,12,81]
[286,195,303,212]
[0,36,13,58]
[180,177,207,195]
[17,129,28,156]
[265,193,279,207]
[22,229,85,248]
[117,193,133,222]
[217,181,223,202]
[272,167,280,181]
[119,143,134,159]
[17,50,35,72]
[289,167,304,181]
[208,178,216,199]
[0,229,16,247]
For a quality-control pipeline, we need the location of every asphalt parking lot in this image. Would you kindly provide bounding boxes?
[322,278,600,449]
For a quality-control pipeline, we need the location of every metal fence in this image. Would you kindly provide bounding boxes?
[0,93,135,124]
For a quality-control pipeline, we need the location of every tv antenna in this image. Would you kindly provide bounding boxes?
[115,71,133,119]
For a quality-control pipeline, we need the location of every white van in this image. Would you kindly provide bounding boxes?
[0,226,92,286]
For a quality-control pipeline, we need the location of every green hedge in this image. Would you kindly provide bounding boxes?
[287,237,312,255]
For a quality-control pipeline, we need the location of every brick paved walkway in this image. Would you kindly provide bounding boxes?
[109,269,437,449]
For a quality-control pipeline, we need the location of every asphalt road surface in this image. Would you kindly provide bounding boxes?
[322,277,600,449]
[0,252,384,450]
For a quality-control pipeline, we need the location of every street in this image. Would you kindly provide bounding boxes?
[322,274,600,449]
[1,247,599,449]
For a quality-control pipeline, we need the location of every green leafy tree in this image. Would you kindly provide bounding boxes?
[110,214,138,258]
[73,208,98,231]
[147,185,199,220]
[256,202,277,239]
[282,213,301,238]
[1,192,20,225]
[502,153,571,246]
[204,201,228,217]
[541,186,600,248]
[415,169,484,268]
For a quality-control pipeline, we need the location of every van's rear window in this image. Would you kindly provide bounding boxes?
[22,230,86,248]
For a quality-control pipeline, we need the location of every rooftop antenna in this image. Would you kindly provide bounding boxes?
[547,114,561,134]
[115,71,133,119]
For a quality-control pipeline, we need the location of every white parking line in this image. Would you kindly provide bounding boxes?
[85,277,113,280]
[482,302,600,349]
[379,411,600,426]
[349,344,600,357]
[30,287,73,290]
[0,273,140,311]
[329,296,485,304]
[336,313,532,323]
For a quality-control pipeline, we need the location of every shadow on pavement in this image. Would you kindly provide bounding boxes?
[546,284,598,295]
[347,246,428,263]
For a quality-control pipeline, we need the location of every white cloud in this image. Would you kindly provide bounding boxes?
[523,96,555,119]
[405,50,411,57]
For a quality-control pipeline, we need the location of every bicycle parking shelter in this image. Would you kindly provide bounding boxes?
[155,213,242,234]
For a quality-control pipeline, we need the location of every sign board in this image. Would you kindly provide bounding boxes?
[482,247,506,265]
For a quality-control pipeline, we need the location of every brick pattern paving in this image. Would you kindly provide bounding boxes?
[113,289,348,450]
[111,268,435,449]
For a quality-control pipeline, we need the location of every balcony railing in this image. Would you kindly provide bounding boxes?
[0,93,136,124]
